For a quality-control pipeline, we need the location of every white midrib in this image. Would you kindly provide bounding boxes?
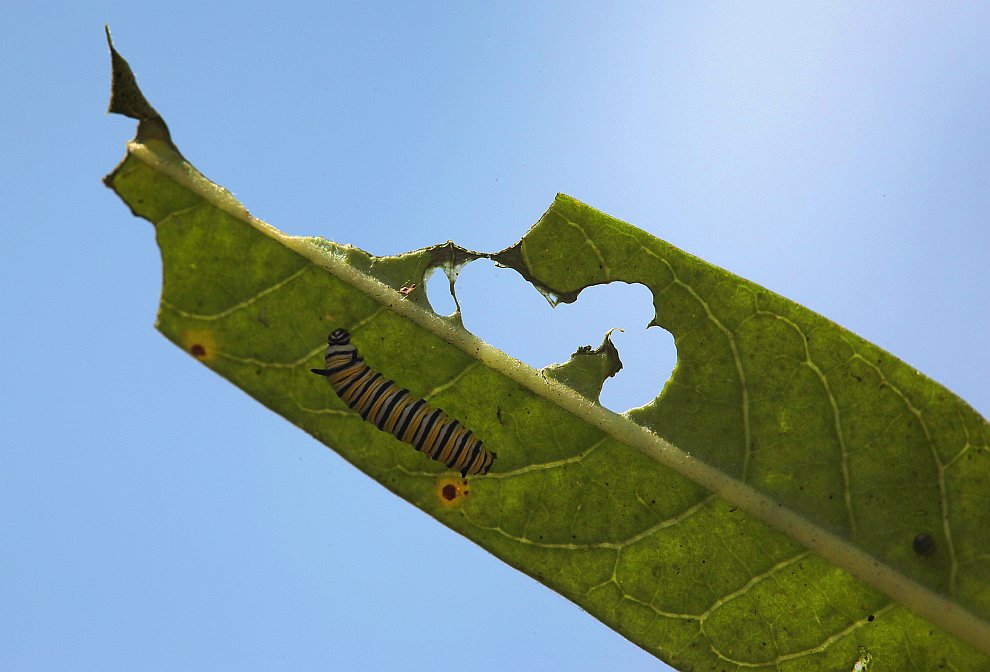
[129,141,990,659]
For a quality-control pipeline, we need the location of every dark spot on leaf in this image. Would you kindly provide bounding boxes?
[190,344,206,357]
[913,532,936,557]
[867,614,875,622]
[436,478,470,506]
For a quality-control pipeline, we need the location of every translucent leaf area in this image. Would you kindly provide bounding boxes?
[105,36,990,671]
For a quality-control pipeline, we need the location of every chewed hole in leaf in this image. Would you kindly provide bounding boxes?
[452,259,676,413]
[425,267,458,316]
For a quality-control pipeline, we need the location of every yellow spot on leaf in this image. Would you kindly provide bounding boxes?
[179,329,217,363]
[435,477,470,507]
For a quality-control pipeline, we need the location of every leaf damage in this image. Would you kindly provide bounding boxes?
[104,33,990,671]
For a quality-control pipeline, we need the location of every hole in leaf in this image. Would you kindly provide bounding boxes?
[425,267,458,316]
[455,259,676,413]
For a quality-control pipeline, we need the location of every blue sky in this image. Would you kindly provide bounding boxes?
[2,2,988,670]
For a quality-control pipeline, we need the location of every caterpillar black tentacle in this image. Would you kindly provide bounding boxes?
[311,329,496,477]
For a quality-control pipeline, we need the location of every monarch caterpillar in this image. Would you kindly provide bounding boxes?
[311,329,496,476]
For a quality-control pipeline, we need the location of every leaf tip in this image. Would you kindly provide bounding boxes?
[105,28,176,148]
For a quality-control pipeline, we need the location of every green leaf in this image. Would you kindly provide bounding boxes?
[542,331,623,404]
[104,34,990,671]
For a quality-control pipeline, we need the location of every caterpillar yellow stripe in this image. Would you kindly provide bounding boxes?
[311,329,496,477]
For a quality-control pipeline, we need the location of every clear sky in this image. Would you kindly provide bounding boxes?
[2,2,988,671]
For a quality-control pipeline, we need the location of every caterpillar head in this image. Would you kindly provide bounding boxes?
[328,329,350,345]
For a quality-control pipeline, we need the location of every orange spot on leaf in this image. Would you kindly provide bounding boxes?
[435,477,470,507]
[178,329,217,363]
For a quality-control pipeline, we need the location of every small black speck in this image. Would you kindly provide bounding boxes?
[867,614,875,622]
[913,532,936,557]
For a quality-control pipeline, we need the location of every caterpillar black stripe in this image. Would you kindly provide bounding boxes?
[311,329,496,476]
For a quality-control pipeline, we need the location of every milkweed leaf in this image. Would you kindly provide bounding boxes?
[542,332,623,403]
[104,34,990,671]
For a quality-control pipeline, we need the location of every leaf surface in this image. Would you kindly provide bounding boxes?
[104,34,990,671]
